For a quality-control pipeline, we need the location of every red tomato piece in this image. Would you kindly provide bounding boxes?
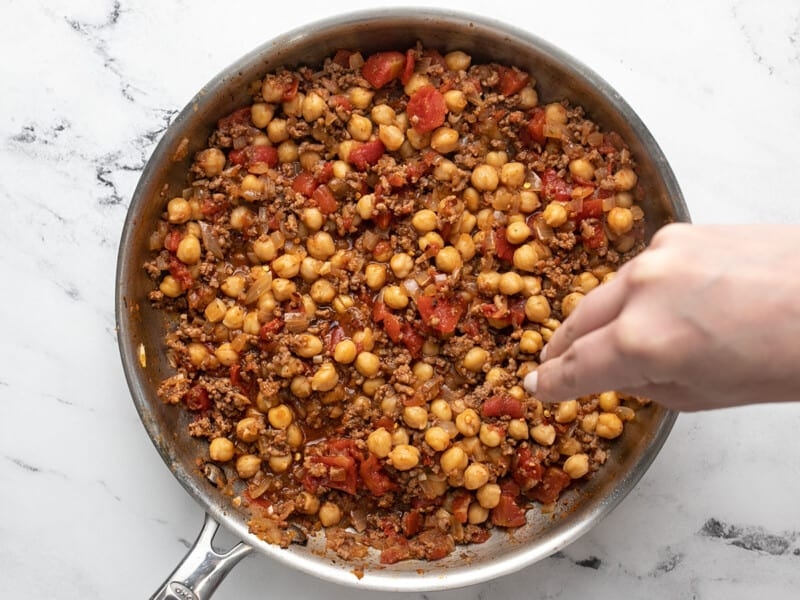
[401,49,416,85]
[280,78,299,102]
[331,94,353,112]
[402,509,423,537]
[184,385,210,411]
[415,295,465,336]
[312,185,338,215]
[542,168,573,202]
[482,394,525,419]
[325,325,347,354]
[575,197,604,222]
[492,226,518,262]
[525,107,546,145]
[259,318,283,338]
[168,256,193,289]
[217,106,251,130]
[380,539,412,565]
[362,51,406,89]
[529,467,571,504]
[491,493,528,528]
[451,490,471,524]
[400,323,426,358]
[580,218,607,250]
[360,453,397,497]
[407,85,447,133]
[229,145,278,169]
[164,229,182,253]
[512,447,545,492]
[349,139,386,171]
[291,171,318,197]
[305,455,358,495]
[332,49,353,67]
[498,66,530,96]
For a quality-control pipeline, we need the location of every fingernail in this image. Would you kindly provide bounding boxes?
[523,370,538,393]
[539,344,548,362]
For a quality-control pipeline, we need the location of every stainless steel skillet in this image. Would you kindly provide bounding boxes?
[115,8,688,598]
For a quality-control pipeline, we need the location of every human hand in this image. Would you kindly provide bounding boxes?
[524,223,800,411]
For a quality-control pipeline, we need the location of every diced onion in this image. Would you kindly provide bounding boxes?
[532,215,554,241]
[602,195,617,212]
[199,221,224,260]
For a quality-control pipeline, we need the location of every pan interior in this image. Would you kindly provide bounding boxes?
[115,8,684,591]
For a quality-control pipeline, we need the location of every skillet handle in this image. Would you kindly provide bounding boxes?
[150,513,254,600]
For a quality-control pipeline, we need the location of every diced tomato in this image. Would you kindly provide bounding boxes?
[380,539,411,564]
[317,161,334,183]
[498,66,530,96]
[332,49,353,67]
[164,229,182,253]
[168,256,193,290]
[360,453,397,496]
[451,490,471,524]
[580,218,607,250]
[217,106,251,130]
[542,168,573,202]
[362,51,406,89]
[482,394,525,419]
[281,78,299,102]
[407,85,447,133]
[493,226,518,262]
[259,318,283,338]
[402,509,423,537]
[525,107,546,145]
[306,454,358,495]
[459,317,481,338]
[325,325,347,353]
[400,323,426,358]
[331,94,353,112]
[291,171,318,196]
[491,492,527,528]
[400,48,415,85]
[200,196,229,217]
[529,467,571,504]
[415,295,465,336]
[507,297,527,327]
[575,197,604,222]
[184,384,210,411]
[349,139,386,171]
[512,447,544,492]
[229,145,278,169]
[312,184,338,214]
[374,210,392,230]
[373,301,403,343]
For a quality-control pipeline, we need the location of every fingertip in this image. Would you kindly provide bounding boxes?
[523,370,538,394]
[539,344,548,362]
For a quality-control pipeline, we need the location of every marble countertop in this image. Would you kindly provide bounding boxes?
[2,1,799,598]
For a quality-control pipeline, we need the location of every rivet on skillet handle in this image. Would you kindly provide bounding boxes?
[151,513,254,600]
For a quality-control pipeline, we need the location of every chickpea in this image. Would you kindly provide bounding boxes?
[561,292,585,318]
[412,209,438,233]
[499,271,525,295]
[430,398,453,421]
[531,423,556,446]
[596,412,624,439]
[371,103,396,125]
[522,275,542,297]
[513,244,539,273]
[271,253,301,279]
[196,148,226,177]
[424,426,451,452]
[390,253,414,278]
[542,202,568,227]
[391,427,410,446]
[166,197,192,224]
[444,50,471,71]
[176,234,201,265]
[300,207,324,232]
[525,295,551,323]
[383,285,409,310]
[355,193,375,220]
[574,271,600,294]
[455,408,481,437]
[412,361,434,382]
[388,444,420,471]
[364,263,387,290]
[271,278,296,302]
[209,437,235,462]
[362,377,385,397]
[311,362,339,392]
[470,164,499,192]
[253,237,278,262]
[500,162,526,188]
[443,89,468,113]
[159,274,182,298]
[352,328,375,352]
[518,86,539,109]
[347,113,373,141]
[268,454,292,474]
[464,462,490,490]
[214,343,238,367]
[290,375,312,399]
[221,275,246,299]
[569,158,595,181]
[615,191,634,209]
[519,329,544,354]
[403,406,429,430]
[301,92,326,122]
[367,428,393,458]
[508,419,529,440]
[607,206,634,235]
[544,102,568,126]
[295,491,320,515]
[555,399,579,423]
[598,391,620,412]
[236,454,262,479]
[291,334,323,358]
[307,231,336,260]
[430,127,460,154]
[378,124,405,151]
[479,423,504,448]
[331,339,356,364]
[310,279,336,304]
[355,351,380,377]
[318,502,342,527]
[485,367,505,386]
[468,503,490,525]
[222,305,245,330]
[436,246,463,273]
[286,423,304,448]
[477,271,501,294]
[476,483,501,509]
[440,446,468,475]
[506,221,531,245]
[563,453,590,479]
[462,347,489,373]
[581,412,599,434]
[298,257,322,283]
[486,151,508,167]
[613,168,638,192]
